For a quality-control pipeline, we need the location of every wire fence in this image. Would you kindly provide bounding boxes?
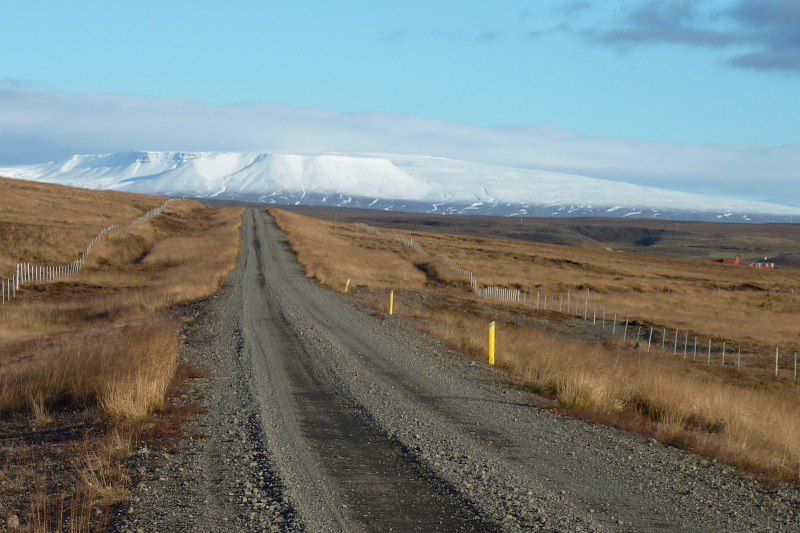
[1,199,174,306]
[356,222,798,380]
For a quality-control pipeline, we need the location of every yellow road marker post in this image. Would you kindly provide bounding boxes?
[345,278,350,293]
[488,321,496,366]
[389,289,394,316]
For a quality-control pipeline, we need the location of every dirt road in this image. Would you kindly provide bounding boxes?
[118,209,800,532]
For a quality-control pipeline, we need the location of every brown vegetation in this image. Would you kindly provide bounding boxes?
[0,178,242,530]
[0,177,162,275]
[271,207,800,484]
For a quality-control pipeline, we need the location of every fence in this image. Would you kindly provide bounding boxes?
[356,222,798,380]
[1,199,174,306]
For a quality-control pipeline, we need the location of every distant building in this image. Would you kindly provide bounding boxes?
[749,257,776,269]
[708,253,740,266]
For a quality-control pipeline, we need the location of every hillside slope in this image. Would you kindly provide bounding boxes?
[0,177,163,276]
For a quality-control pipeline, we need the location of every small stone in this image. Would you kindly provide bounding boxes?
[7,515,20,530]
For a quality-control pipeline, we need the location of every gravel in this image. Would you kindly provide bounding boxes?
[115,208,800,532]
[114,293,299,531]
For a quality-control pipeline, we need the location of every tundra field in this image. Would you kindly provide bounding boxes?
[271,207,800,483]
[0,178,242,530]
[2,176,800,531]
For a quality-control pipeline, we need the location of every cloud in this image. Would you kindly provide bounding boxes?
[1,84,799,206]
[586,0,800,73]
[727,0,800,71]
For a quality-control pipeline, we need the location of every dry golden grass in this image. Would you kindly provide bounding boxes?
[0,178,242,530]
[0,201,242,418]
[0,200,242,359]
[272,207,800,483]
[422,234,800,351]
[0,321,178,419]
[274,209,426,291]
[418,309,800,481]
[277,207,800,356]
[405,227,800,353]
[0,177,162,275]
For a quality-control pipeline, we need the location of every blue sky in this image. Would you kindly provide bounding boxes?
[1,0,797,145]
[0,1,798,204]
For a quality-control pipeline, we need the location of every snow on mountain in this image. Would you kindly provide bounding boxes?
[2,151,799,222]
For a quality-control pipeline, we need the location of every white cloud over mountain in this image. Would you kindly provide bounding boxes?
[1,84,799,207]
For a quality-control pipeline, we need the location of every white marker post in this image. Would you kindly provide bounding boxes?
[683,332,688,359]
[775,347,779,378]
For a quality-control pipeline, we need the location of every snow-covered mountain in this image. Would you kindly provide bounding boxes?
[2,151,799,222]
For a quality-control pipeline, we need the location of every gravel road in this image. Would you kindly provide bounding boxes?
[117,209,800,532]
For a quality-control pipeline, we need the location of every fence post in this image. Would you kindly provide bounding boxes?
[635,326,641,349]
[661,328,666,351]
[707,339,712,365]
[623,319,629,342]
[584,298,588,321]
[536,291,540,309]
[602,307,606,328]
[647,327,653,351]
[673,329,678,355]
[737,348,741,371]
[775,347,779,378]
[794,352,797,381]
[612,313,617,335]
[721,342,726,366]
[683,331,688,359]
[389,290,394,316]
